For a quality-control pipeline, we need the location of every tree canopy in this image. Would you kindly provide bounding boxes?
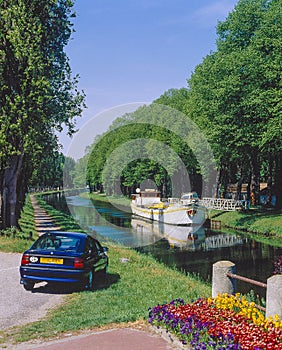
[0,0,85,228]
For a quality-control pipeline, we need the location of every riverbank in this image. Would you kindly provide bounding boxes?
[81,191,131,211]
[208,208,282,247]
[83,191,282,245]
[0,194,211,347]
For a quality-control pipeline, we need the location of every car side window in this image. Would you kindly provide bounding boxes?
[85,237,98,256]
[84,238,90,254]
[94,240,104,255]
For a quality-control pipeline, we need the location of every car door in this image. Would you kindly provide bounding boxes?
[92,238,108,272]
[83,237,97,272]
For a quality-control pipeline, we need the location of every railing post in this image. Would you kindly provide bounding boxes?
[266,274,282,319]
[212,260,236,297]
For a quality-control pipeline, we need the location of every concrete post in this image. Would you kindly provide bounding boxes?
[266,274,282,319]
[212,260,236,298]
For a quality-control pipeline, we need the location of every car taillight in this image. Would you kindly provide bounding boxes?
[74,258,84,269]
[21,254,30,265]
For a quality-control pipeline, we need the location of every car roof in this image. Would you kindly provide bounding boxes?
[39,231,89,239]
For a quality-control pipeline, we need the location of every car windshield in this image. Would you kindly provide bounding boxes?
[32,235,83,252]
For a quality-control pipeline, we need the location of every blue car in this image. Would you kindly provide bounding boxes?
[20,231,108,291]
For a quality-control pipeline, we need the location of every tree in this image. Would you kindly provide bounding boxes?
[86,103,215,198]
[187,0,282,206]
[0,0,85,228]
[63,156,76,189]
[29,153,76,190]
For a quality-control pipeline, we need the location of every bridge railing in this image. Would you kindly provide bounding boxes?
[200,197,249,211]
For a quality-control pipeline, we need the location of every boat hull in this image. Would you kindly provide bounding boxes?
[130,203,206,225]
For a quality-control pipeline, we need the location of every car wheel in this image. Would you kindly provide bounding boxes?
[87,269,95,291]
[23,282,34,291]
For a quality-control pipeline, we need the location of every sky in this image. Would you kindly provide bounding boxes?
[61,0,239,160]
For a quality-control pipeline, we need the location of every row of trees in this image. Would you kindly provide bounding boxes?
[82,0,281,208]
[0,0,85,229]
[84,104,216,198]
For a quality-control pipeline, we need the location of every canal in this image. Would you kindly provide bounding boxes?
[44,191,282,297]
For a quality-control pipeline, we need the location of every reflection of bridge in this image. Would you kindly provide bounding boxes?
[204,234,243,250]
[200,198,249,211]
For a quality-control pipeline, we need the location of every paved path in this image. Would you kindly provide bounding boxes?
[0,252,65,331]
[12,327,179,350]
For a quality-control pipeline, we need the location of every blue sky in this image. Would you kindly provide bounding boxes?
[61,0,239,159]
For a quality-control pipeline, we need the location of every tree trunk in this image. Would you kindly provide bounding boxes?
[247,172,252,202]
[1,154,24,228]
[236,166,243,200]
[274,152,282,209]
[215,168,221,198]
[265,159,273,207]
[250,156,260,205]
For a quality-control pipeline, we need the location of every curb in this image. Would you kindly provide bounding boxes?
[150,326,190,349]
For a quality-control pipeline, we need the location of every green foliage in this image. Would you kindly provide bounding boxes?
[245,289,266,309]
[63,156,76,188]
[0,194,36,252]
[29,152,66,190]
[86,103,215,197]
[0,0,85,228]
[187,0,282,205]
[17,195,36,238]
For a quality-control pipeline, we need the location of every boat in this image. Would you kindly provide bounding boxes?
[131,188,207,225]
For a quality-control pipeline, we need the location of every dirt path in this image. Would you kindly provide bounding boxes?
[30,195,61,235]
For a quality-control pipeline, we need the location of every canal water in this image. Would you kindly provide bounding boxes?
[44,192,282,297]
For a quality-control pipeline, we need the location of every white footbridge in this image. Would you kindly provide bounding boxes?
[204,234,244,250]
[200,197,249,211]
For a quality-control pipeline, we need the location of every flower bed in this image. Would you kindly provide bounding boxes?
[148,294,282,349]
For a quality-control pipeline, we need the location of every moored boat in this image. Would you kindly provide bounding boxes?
[131,188,206,225]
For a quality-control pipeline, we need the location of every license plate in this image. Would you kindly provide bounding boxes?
[40,257,63,264]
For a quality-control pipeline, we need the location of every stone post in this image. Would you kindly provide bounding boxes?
[212,260,236,298]
[266,274,282,319]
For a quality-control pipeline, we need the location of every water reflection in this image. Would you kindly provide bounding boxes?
[66,195,160,247]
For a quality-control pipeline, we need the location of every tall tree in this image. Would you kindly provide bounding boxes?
[0,0,85,228]
[187,0,282,206]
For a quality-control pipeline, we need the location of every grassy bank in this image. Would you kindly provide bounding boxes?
[209,208,282,247]
[0,193,211,346]
[0,195,36,252]
[80,191,131,209]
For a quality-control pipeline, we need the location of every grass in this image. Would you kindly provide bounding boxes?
[0,193,211,346]
[208,208,282,247]
[35,196,85,233]
[81,191,131,209]
[0,195,36,252]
